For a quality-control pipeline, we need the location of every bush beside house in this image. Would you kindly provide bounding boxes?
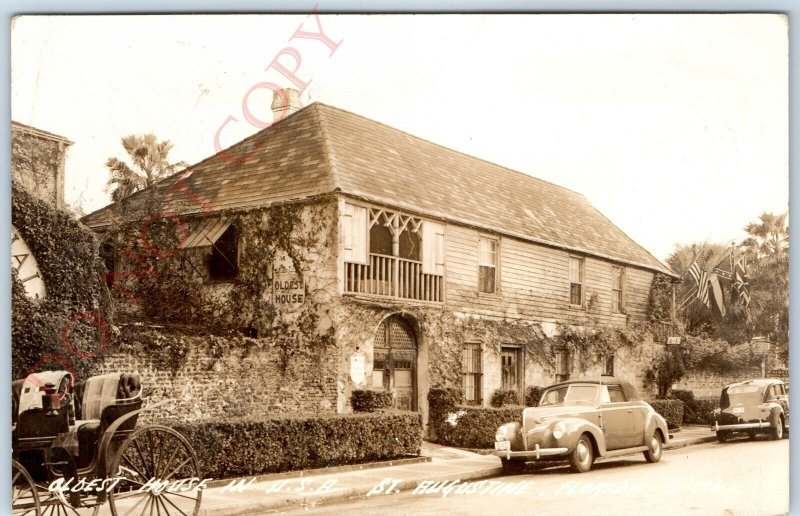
[428,388,523,448]
[350,390,393,412]
[650,399,684,429]
[167,411,422,478]
[490,389,521,408]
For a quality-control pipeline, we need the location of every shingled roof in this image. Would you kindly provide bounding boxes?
[82,102,675,276]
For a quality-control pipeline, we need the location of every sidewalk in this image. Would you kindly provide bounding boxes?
[198,427,717,515]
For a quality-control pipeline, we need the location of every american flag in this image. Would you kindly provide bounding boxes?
[687,257,711,308]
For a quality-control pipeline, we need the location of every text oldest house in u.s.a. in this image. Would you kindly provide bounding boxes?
[82,90,679,428]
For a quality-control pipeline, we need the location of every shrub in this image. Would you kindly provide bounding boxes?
[350,390,393,412]
[428,388,462,440]
[166,411,422,478]
[436,405,524,449]
[490,389,521,408]
[650,399,684,429]
[669,390,718,425]
[524,386,544,407]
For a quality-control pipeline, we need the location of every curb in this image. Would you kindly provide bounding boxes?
[665,435,717,449]
[200,464,502,515]
[204,455,431,489]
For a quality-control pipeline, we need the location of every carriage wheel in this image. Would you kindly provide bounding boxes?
[107,425,202,516]
[12,459,40,516]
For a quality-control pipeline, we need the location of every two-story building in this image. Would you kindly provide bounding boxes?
[83,91,677,426]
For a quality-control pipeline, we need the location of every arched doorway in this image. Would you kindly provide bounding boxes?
[371,316,417,410]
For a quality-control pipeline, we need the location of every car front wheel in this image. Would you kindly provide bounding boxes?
[643,432,663,463]
[569,434,595,473]
[716,431,729,443]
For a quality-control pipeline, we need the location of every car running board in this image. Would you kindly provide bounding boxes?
[601,446,649,458]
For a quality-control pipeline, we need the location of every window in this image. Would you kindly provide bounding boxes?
[209,225,239,281]
[478,238,497,293]
[607,385,626,403]
[569,257,584,306]
[601,354,614,376]
[501,347,523,392]
[612,266,625,313]
[555,348,570,382]
[463,343,482,405]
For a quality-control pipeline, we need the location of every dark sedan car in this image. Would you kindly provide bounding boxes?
[712,378,789,441]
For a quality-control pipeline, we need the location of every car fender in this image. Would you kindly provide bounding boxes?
[551,417,607,455]
[496,421,525,451]
[767,404,784,427]
[643,410,669,444]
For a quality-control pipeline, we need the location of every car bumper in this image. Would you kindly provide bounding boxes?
[712,420,772,432]
[491,442,569,460]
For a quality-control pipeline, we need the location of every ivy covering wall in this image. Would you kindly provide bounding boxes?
[11,181,111,379]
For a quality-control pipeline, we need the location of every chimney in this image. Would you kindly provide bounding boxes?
[271,88,302,120]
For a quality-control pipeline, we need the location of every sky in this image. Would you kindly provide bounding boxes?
[10,13,788,262]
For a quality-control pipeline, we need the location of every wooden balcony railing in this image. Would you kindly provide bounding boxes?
[345,253,443,302]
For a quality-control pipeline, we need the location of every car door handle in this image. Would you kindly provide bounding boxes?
[627,409,633,413]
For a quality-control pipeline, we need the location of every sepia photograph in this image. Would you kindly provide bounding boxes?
[8,12,789,515]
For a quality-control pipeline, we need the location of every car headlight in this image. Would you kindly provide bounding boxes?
[495,427,508,442]
[552,421,566,439]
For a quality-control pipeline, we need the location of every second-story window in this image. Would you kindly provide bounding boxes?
[612,266,626,313]
[478,237,497,293]
[569,256,584,306]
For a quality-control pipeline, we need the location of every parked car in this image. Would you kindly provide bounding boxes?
[711,378,789,442]
[492,378,669,474]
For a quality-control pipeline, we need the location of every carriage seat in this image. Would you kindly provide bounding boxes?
[70,373,141,466]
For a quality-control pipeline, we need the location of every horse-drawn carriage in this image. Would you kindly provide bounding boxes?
[12,370,203,515]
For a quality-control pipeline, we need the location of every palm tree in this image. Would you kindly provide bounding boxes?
[105,134,187,202]
[741,212,788,266]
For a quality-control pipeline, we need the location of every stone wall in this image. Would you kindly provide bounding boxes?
[91,329,339,424]
[673,368,764,399]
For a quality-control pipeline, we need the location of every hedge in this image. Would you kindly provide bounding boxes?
[524,386,544,407]
[650,399,684,429]
[671,390,717,425]
[350,390,393,412]
[166,411,422,478]
[434,405,524,449]
[490,389,521,408]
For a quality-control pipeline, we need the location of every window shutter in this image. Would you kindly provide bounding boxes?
[343,203,368,264]
[620,268,627,313]
[422,221,444,274]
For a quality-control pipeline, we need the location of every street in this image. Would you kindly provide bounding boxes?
[293,438,789,516]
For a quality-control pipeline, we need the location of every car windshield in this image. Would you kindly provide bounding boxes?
[539,385,598,406]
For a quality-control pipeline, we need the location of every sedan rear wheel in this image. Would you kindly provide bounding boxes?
[770,416,784,440]
[643,432,663,463]
[568,434,594,473]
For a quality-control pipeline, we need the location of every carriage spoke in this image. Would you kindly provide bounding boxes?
[122,491,151,516]
[156,442,180,480]
[159,490,198,502]
[160,492,191,516]
[163,458,192,483]
[122,454,149,482]
[132,439,152,478]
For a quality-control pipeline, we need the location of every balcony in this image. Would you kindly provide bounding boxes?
[345,253,443,303]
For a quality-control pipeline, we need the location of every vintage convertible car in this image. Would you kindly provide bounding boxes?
[711,378,789,442]
[492,378,669,474]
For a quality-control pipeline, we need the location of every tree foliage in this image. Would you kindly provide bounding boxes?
[105,133,187,203]
[666,212,788,365]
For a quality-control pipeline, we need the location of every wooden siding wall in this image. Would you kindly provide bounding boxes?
[445,224,654,327]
